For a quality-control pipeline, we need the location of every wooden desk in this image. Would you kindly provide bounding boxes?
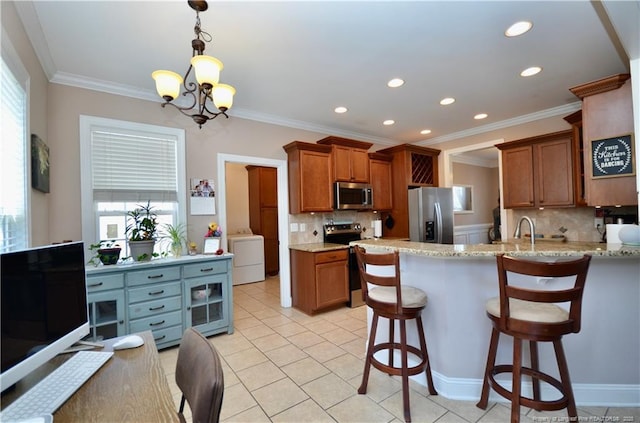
[1,331,179,422]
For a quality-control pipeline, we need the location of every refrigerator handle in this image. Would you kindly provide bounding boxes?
[435,202,443,243]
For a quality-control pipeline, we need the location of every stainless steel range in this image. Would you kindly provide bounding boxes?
[323,222,364,308]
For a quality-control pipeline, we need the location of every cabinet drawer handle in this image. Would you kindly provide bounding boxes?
[88,282,103,288]
[149,320,165,326]
[200,267,214,272]
[154,335,166,341]
[149,305,165,311]
[147,274,164,279]
[148,290,165,296]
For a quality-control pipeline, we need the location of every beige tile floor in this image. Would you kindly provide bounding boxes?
[159,276,640,422]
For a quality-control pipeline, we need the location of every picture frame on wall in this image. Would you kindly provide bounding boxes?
[189,177,216,215]
[31,134,50,193]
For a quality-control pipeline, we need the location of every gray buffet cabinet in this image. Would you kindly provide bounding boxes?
[85,254,233,349]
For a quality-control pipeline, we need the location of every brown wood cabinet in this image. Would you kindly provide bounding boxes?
[369,152,393,211]
[246,166,279,276]
[563,110,587,207]
[283,141,333,213]
[290,248,349,315]
[317,136,373,183]
[376,144,441,238]
[498,130,575,209]
[569,74,637,206]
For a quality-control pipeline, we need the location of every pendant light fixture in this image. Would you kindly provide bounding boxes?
[152,1,235,128]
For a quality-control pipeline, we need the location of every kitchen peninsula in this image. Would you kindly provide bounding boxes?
[351,238,640,406]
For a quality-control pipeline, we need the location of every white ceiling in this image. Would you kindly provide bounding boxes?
[14,1,639,149]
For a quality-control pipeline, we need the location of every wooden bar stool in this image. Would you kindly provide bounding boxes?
[355,246,437,423]
[476,254,592,422]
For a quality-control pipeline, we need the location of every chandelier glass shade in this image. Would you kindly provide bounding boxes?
[152,1,235,128]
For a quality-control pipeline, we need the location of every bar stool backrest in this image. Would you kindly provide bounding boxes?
[496,254,592,336]
[354,245,403,314]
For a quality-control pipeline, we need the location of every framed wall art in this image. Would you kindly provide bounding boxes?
[31,134,50,193]
[590,134,634,179]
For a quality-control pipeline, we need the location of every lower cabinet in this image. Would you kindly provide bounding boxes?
[85,255,233,349]
[290,248,349,315]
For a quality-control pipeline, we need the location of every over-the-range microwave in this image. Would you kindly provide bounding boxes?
[334,182,373,210]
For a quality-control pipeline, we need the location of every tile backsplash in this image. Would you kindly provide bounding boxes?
[510,206,637,243]
[288,211,380,244]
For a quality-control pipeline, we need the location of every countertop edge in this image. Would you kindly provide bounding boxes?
[350,239,640,258]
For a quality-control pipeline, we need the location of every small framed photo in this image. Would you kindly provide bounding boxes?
[203,237,221,254]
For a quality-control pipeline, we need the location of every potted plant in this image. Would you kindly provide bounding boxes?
[88,240,121,266]
[126,201,158,261]
[163,222,187,257]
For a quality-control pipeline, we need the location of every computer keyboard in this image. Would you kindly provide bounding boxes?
[0,350,114,422]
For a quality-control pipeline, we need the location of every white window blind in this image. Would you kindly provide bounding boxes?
[0,56,28,253]
[91,129,178,202]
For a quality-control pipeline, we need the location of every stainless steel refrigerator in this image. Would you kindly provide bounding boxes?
[408,187,454,244]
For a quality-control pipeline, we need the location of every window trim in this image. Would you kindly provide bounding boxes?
[79,115,186,250]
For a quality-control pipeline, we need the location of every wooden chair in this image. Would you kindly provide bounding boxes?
[175,328,224,423]
[477,254,592,422]
[355,246,437,423]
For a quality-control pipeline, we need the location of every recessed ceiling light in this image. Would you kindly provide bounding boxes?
[334,106,348,113]
[387,78,405,88]
[440,97,455,106]
[520,66,542,77]
[383,120,395,126]
[420,129,432,135]
[474,113,488,120]
[505,21,533,37]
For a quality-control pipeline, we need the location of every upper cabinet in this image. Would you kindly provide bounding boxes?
[563,110,587,207]
[368,152,393,211]
[283,141,333,213]
[316,136,373,183]
[498,130,575,209]
[569,74,637,207]
[376,144,441,238]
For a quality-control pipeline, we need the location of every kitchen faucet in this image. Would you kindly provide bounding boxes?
[514,216,536,245]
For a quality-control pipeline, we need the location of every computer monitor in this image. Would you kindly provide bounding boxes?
[0,241,90,393]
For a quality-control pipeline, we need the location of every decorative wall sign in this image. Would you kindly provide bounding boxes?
[31,134,50,193]
[591,134,634,179]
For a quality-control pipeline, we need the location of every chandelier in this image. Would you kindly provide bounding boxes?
[152,1,236,128]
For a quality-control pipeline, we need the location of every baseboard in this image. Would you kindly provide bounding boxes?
[420,371,640,407]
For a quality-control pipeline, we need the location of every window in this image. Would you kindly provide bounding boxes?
[80,116,186,258]
[0,39,29,253]
[453,185,473,213]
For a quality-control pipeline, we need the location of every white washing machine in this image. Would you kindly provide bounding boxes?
[227,234,265,285]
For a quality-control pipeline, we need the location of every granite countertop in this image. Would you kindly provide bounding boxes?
[289,242,350,253]
[351,238,640,258]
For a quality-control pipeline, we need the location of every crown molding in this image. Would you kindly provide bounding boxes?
[569,73,631,99]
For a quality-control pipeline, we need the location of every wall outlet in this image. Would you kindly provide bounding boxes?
[290,223,299,232]
[299,223,306,232]
[594,217,604,228]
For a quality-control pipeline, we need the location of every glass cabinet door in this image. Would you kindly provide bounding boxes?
[184,275,228,333]
[86,290,125,341]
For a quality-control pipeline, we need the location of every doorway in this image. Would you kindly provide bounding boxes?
[443,139,507,241]
[216,154,291,308]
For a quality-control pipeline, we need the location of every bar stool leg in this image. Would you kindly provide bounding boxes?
[512,337,523,423]
[416,316,437,395]
[529,341,541,407]
[553,339,578,420]
[400,318,411,423]
[359,312,379,394]
[389,318,395,370]
[477,327,500,409]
